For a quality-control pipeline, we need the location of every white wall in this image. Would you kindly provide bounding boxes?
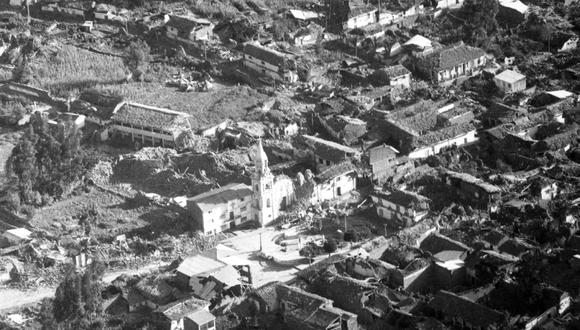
[408,130,478,159]
[345,11,377,30]
[202,198,252,234]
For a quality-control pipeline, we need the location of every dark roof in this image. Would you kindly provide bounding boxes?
[420,233,472,255]
[482,230,509,248]
[253,281,280,308]
[373,189,429,208]
[276,284,329,310]
[316,161,357,182]
[127,288,147,306]
[444,170,502,194]
[415,121,476,147]
[111,102,192,130]
[429,290,504,328]
[243,43,287,67]
[166,15,211,33]
[497,239,535,258]
[424,43,486,71]
[382,64,411,78]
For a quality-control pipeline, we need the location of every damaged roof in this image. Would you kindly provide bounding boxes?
[302,134,359,162]
[166,15,212,32]
[373,189,430,209]
[429,290,505,328]
[444,170,502,194]
[382,64,411,78]
[156,296,210,321]
[243,43,288,67]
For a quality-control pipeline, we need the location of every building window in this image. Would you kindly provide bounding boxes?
[239,197,244,202]
[267,199,270,208]
[241,206,247,212]
[319,158,324,164]
[326,160,331,166]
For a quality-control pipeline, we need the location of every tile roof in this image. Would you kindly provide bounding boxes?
[127,288,147,306]
[420,233,472,255]
[111,102,192,130]
[424,43,485,71]
[429,290,505,328]
[176,254,227,277]
[494,70,526,84]
[349,4,377,18]
[277,284,330,310]
[187,183,252,213]
[415,121,476,147]
[243,43,288,67]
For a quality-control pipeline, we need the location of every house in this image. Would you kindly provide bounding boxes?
[176,255,229,286]
[436,0,464,9]
[319,115,367,146]
[368,144,413,183]
[443,170,502,211]
[59,1,92,17]
[2,228,32,245]
[165,15,214,43]
[403,35,435,55]
[428,290,506,329]
[154,296,211,330]
[135,277,181,309]
[557,36,579,53]
[109,102,193,149]
[187,183,253,235]
[371,102,478,158]
[370,65,412,88]
[312,162,357,203]
[494,70,526,93]
[497,0,529,26]
[344,4,378,30]
[293,23,323,47]
[242,43,298,83]
[371,189,430,227]
[103,294,129,316]
[301,134,359,171]
[184,309,216,330]
[412,42,487,84]
[277,283,358,330]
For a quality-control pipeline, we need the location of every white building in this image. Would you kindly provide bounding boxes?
[371,189,430,227]
[436,0,464,9]
[109,102,193,148]
[344,5,377,30]
[494,70,526,93]
[242,43,298,83]
[187,183,253,235]
[300,135,359,171]
[312,162,357,203]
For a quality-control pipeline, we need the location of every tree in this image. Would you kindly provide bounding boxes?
[462,0,499,45]
[323,239,338,253]
[51,261,105,329]
[124,40,151,82]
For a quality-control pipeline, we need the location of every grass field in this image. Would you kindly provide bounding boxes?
[29,44,127,98]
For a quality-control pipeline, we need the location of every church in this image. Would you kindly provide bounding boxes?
[187,140,356,235]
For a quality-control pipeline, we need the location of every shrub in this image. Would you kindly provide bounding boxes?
[344,231,358,242]
[323,239,337,253]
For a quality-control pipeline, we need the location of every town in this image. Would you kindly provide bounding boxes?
[0,0,579,329]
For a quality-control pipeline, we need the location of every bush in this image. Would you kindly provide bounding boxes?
[323,239,338,253]
[344,231,359,242]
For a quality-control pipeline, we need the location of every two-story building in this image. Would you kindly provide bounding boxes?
[187,183,253,235]
[165,15,214,43]
[443,170,502,212]
[369,64,412,88]
[371,189,430,227]
[242,43,298,83]
[109,102,193,148]
[313,162,357,203]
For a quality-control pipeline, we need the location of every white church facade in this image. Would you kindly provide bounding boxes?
[188,140,356,235]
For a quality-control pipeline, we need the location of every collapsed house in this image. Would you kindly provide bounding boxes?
[442,170,502,212]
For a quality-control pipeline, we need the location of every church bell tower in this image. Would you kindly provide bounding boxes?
[252,139,275,226]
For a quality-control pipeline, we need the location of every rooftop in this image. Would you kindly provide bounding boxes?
[373,189,430,209]
[186,309,215,325]
[499,0,529,14]
[166,15,212,33]
[156,296,210,321]
[111,102,192,130]
[382,64,411,78]
[316,161,357,182]
[187,183,252,213]
[495,70,526,83]
[404,34,432,49]
[423,42,486,71]
[429,290,505,328]
[176,254,227,277]
[302,134,359,162]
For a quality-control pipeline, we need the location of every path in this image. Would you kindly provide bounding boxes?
[0,261,169,314]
